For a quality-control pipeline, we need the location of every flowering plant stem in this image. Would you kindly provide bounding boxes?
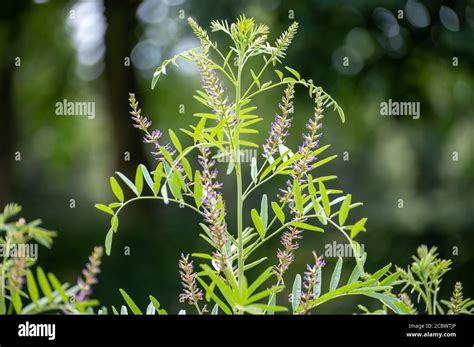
[96,15,416,315]
[235,57,245,301]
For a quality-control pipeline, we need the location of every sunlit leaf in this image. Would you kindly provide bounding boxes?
[169,129,182,153]
[115,172,137,196]
[119,289,143,315]
[135,165,143,196]
[271,202,285,224]
[284,66,300,79]
[338,194,351,226]
[292,274,302,312]
[251,209,265,238]
[36,267,52,303]
[329,257,343,291]
[290,222,324,232]
[319,181,330,216]
[260,194,268,230]
[94,204,114,216]
[153,162,164,196]
[26,270,39,307]
[350,218,368,239]
[293,180,303,214]
[105,227,113,255]
[110,177,124,202]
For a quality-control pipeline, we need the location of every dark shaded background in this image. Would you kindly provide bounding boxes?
[0,0,473,313]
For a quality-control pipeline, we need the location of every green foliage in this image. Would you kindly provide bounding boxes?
[394,245,473,315]
[0,203,101,315]
[444,282,473,315]
[110,289,168,315]
[361,246,473,315]
[95,15,456,315]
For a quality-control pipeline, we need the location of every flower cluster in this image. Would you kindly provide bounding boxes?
[448,282,464,315]
[275,226,301,281]
[191,52,234,124]
[8,229,27,293]
[275,90,325,280]
[292,89,324,175]
[9,256,26,293]
[129,93,176,162]
[263,83,294,159]
[178,254,204,307]
[273,22,299,61]
[399,292,417,314]
[186,19,235,126]
[299,252,325,313]
[198,146,228,270]
[76,246,103,302]
[187,18,211,54]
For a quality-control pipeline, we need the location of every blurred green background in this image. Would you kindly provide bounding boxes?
[1,0,473,313]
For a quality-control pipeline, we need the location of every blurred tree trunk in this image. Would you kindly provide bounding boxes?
[0,2,30,204]
[104,0,147,176]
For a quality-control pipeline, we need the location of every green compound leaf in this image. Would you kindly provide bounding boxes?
[115,172,137,196]
[194,117,206,143]
[350,218,368,239]
[285,66,301,80]
[26,270,39,307]
[329,257,343,291]
[194,170,203,208]
[48,273,69,304]
[292,274,302,313]
[94,204,114,216]
[319,181,330,216]
[135,165,144,196]
[36,267,52,303]
[153,162,164,196]
[251,209,265,238]
[110,176,124,202]
[105,227,114,256]
[168,129,182,153]
[119,289,143,315]
[271,202,285,224]
[181,157,193,180]
[293,180,303,214]
[140,164,155,192]
[338,194,352,226]
[290,222,324,232]
[260,194,268,230]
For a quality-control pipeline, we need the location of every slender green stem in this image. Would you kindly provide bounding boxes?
[242,156,271,201]
[246,79,340,114]
[194,302,203,315]
[200,54,236,85]
[243,164,289,200]
[242,57,272,99]
[432,285,438,314]
[423,279,433,314]
[245,211,360,265]
[235,55,244,295]
[210,44,236,82]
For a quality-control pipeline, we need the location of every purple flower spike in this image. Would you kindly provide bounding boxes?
[262,84,295,159]
[198,146,228,270]
[76,246,103,302]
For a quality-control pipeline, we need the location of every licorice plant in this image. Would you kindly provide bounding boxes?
[95,15,411,315]
[0,203,102,314]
